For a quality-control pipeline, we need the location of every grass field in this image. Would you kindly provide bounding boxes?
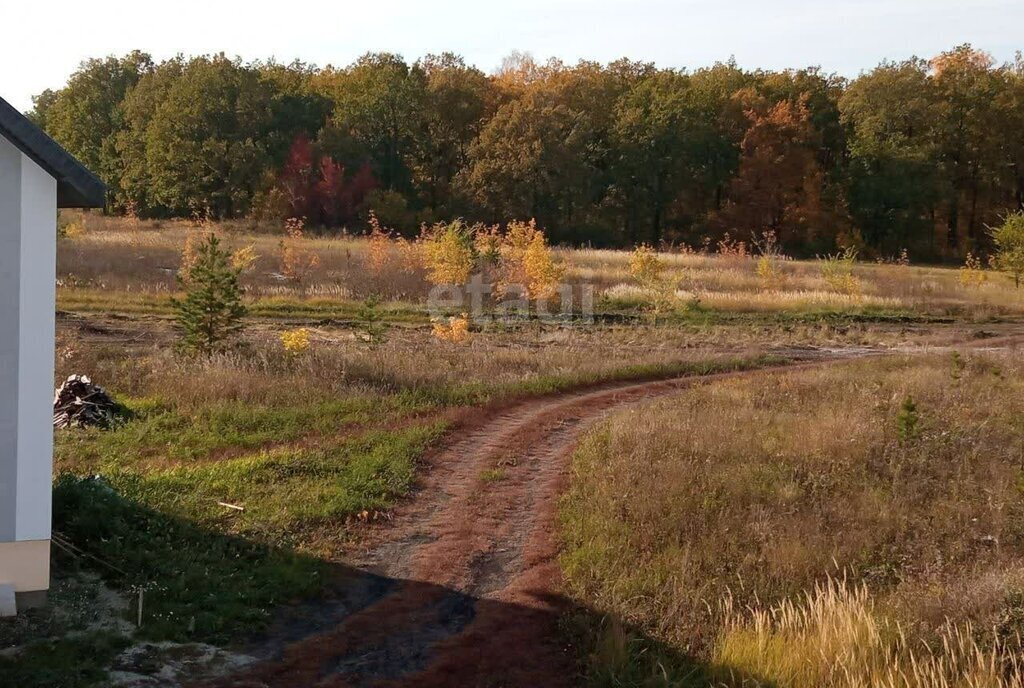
[56,211,1024,319]
[561,351,1024,687]
[3,214,1024,686]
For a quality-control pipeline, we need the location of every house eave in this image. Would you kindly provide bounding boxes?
[0,96,107,209]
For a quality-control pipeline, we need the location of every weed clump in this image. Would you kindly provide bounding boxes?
[715,576,1024,688]
[821,247,862,296]
[280,327,311,356]
[432,313,471,344]
[959,252,988,288]
[279,217,320,283]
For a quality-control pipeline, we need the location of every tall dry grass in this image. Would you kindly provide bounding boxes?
[716,577,1024,688]
[561,350,1024,685]
[56,213,1024,316]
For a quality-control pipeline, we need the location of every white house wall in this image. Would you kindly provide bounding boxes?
[0,134,55,597]
[0,135,20,544]
[17,143,56,541]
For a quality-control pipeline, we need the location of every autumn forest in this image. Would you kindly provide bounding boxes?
[30,46,1024,260]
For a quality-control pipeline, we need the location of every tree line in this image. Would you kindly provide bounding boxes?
[30,46,1024,260]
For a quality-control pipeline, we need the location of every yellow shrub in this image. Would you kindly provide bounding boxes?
[821,248,862,297]
[959,252,988,288]
[499,219,536,268]
[474,224,503,265]
[523,231,564,299]
[231,244,259,274]
[395,236,422,275]
[626,244,679,317]
[628,244,665,287]
[498,219,564,299]
[280,327,311,355]
[279,217,320,283]
[432,313,471,344]
[756,255,785,291]
[62,219,87,239]
[420,221,476,286]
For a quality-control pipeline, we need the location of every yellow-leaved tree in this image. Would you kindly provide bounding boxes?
[629,244,677,318]
[419,220,476,286]
[498,219,564,299]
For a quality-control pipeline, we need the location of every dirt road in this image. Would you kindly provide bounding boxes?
[200,337,1022,688]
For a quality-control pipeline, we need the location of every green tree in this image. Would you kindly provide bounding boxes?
[459,80,591,236]
[929,45,1005,251]
[997,56,1024,214]
[840,59,943,255]
[612,70,721,244]
[116,58,185,215]
[318,53,426,193]
[38,52,153,205]
[990,211,1024,288]
[256,60,334,167]
[897,395,920,442]
[408,53,493,216]
[140,55,279,217]
[28,89,59,128]
[173,234,247,354]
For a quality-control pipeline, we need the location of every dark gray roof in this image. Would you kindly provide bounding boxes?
[0,96,106,208]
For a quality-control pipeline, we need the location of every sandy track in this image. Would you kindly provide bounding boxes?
[199,337,1022,688]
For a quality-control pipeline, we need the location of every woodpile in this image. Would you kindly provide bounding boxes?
[53,375,119,429]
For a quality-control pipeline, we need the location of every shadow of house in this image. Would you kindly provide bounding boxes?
[3,475,767,688]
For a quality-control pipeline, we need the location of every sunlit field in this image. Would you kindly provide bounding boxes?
[57,212,1024,320]
[4,211,1024,687]
[561,351,1024,687]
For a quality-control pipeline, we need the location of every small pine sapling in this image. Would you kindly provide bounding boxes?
[172,234,247,355]
[897,395,920,442]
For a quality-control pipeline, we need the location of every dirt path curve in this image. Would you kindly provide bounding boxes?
[201,337,1021,688]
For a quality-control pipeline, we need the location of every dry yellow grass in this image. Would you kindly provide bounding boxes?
[57,213,1024,316]
[561,350,1024,685]
[716,577,1024,688]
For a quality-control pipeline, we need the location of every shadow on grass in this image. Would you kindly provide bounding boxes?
[1,476,767,688]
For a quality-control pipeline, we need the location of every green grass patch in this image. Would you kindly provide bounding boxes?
[438,354,788,408]
[47,422,446,647]
[480,467,508,482]
[0,632,130,688]
[59,287,975,327]
[57,289,428,323]
[116,422,448,537]
[55,394,437,470]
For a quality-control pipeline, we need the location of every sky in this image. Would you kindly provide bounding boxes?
[3,0,1022,111]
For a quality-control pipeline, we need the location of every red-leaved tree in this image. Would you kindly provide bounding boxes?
[279,136,378,227]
